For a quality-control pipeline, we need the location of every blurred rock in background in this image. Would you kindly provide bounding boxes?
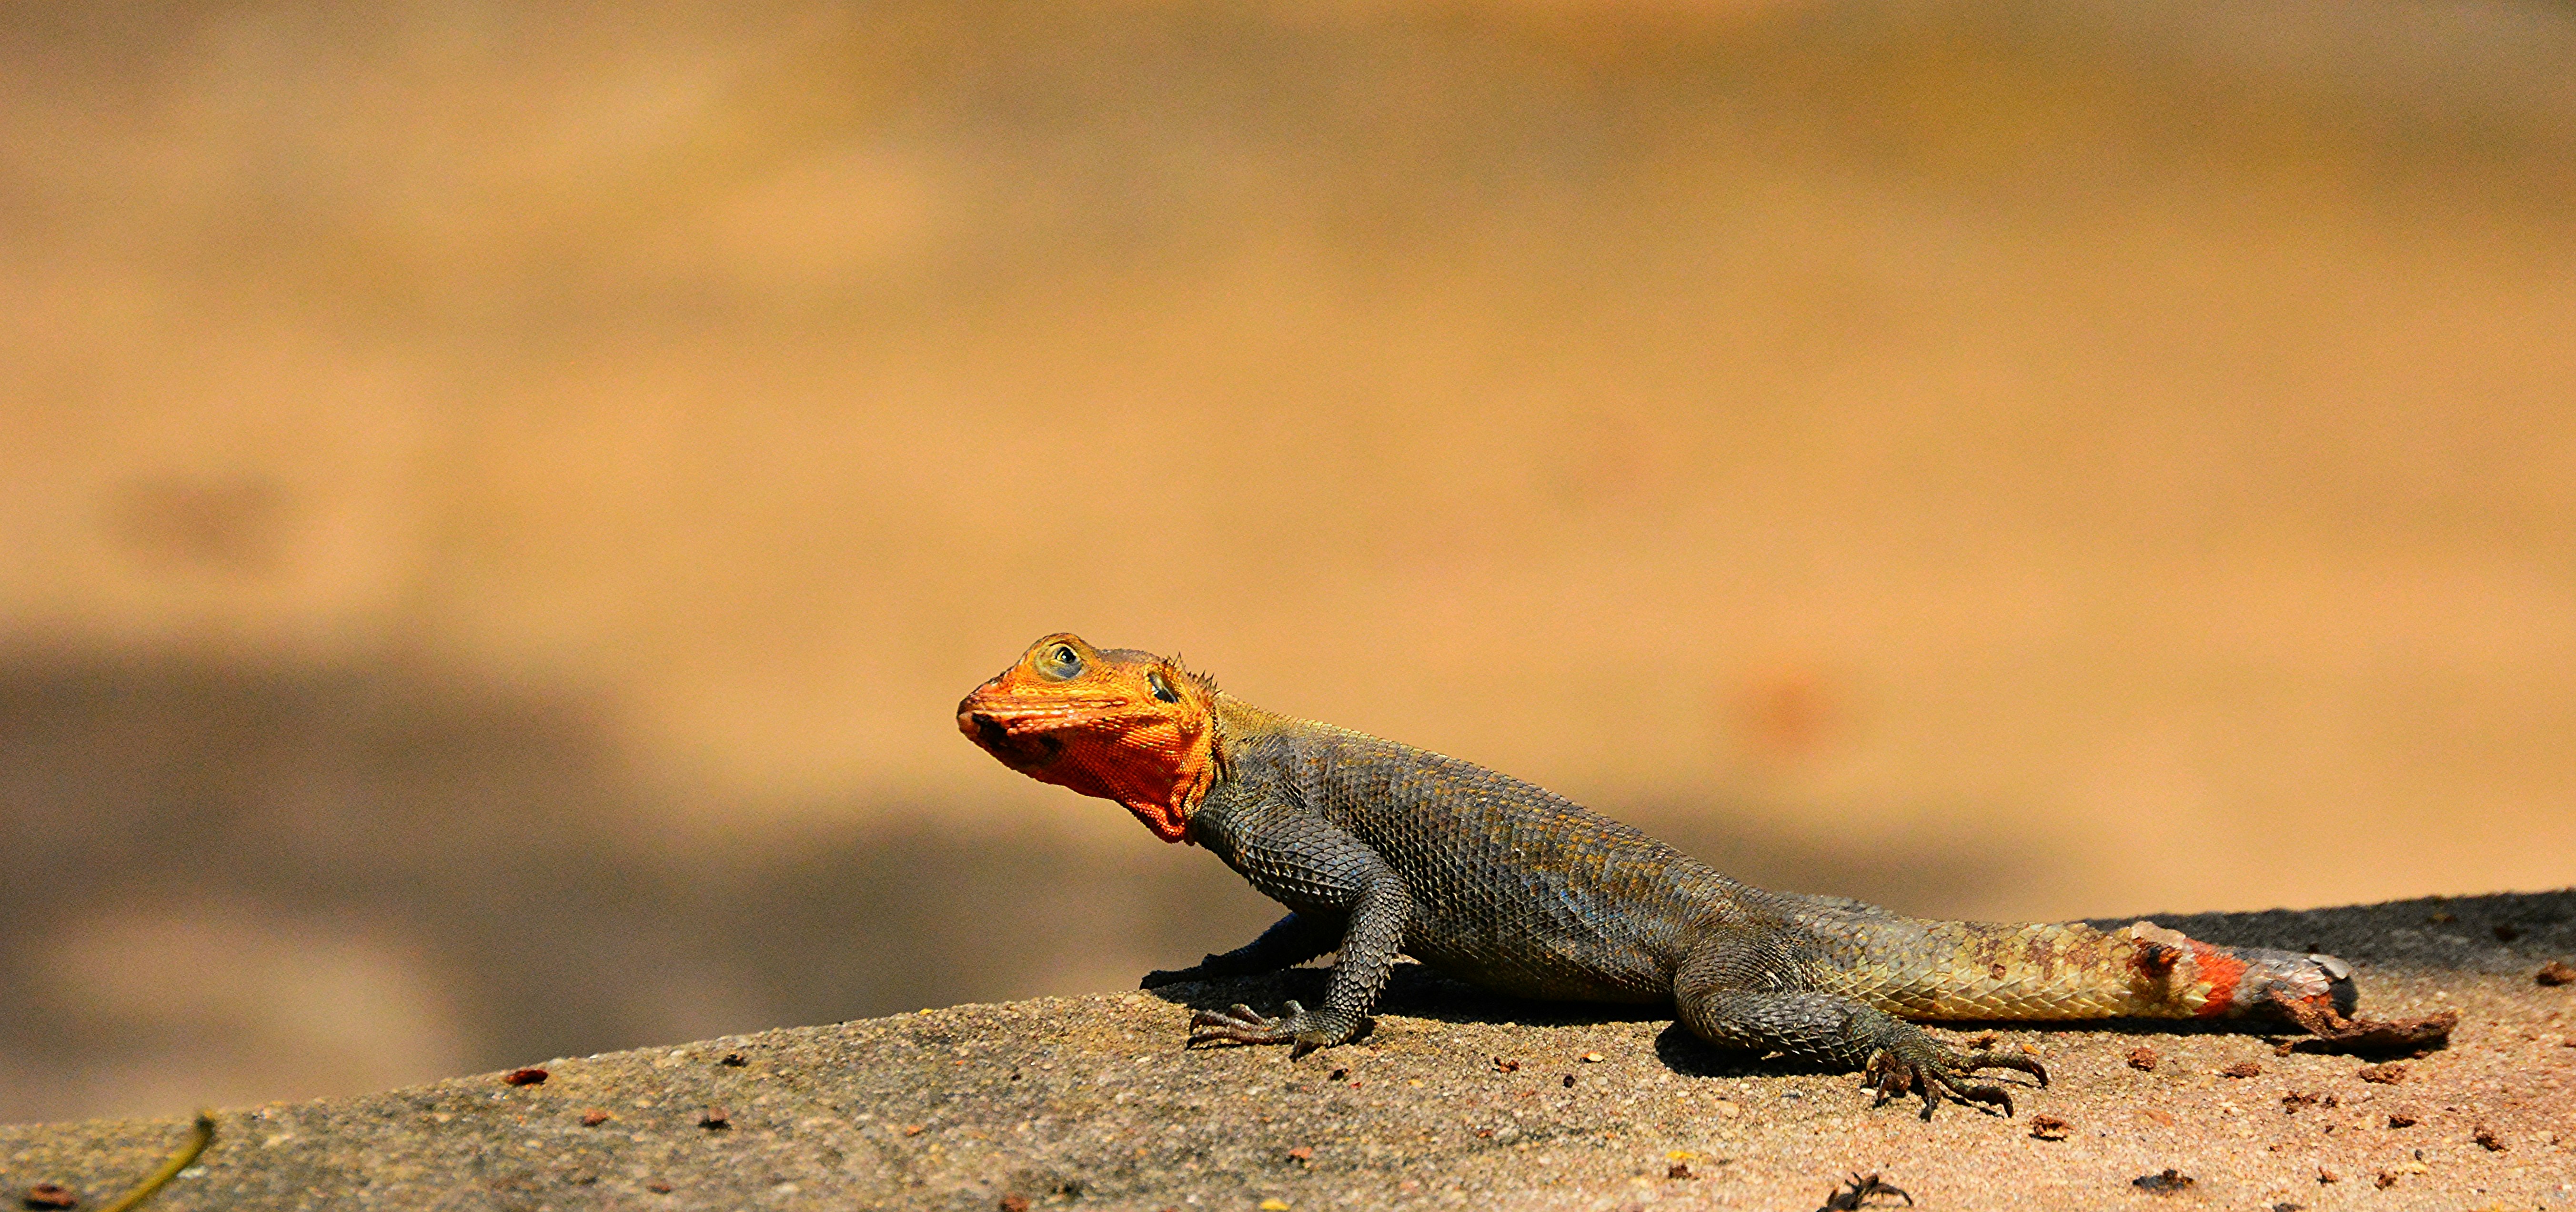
[2,0,2571,1121]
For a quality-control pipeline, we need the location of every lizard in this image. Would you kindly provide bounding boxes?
[956,633,2450,1117]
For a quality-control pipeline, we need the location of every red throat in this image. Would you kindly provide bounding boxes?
[987,715,1216,843]
[1059,730,1214,843]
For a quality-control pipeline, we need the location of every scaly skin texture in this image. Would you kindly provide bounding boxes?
[958,634,2371,1118]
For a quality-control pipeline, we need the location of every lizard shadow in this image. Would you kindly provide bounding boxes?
[1932,1015,2442,1060]
[1651,1022,1821,1079]
[1147,963,1864,1080]
[1139,964,2422,1077]
[1139,960,1673,1030]
[1142,967,1920,1081]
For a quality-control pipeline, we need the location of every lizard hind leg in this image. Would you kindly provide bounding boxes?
[1141,911,1340,989]
[1676,979,2047,1120]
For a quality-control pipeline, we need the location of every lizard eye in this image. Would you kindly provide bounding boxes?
[1039,644,1083,679]
[1147,670,1180,704]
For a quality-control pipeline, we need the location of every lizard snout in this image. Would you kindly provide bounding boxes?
[959,707,1064,770]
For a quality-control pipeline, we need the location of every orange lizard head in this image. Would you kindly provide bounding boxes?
[956,633,1221,843]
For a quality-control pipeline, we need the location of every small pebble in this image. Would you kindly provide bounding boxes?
[2133,1169,2194,1195]
[22,1185,77,1211]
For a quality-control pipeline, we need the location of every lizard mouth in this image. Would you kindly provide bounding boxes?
[965,711,1063,770]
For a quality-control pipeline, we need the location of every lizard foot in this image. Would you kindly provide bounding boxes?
[1186,1000,1353,1059]
[1140,963,1215,989]
[1860,1030,2047,1120]
[1143,949,1283,988]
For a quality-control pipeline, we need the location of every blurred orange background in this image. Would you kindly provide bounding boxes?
[3,0,2572,1122]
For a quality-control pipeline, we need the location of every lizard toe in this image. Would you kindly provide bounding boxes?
[1860,1047,1952,1118]
[1861,1049,1911,1109]
[1187,1003,1295,1048]
[1965,1051,2049,1088]
[1875,1067,1910,1110]
[1917,1047,2019,1117]
[1189,1026,1286,1047]
[1943,1079,2014,1118]
[1183,1001,1362,1052]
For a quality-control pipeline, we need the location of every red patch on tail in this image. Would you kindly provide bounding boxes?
[2188,941,2249,1018]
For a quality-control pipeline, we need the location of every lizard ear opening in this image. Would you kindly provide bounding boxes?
[1147,669,1181,704]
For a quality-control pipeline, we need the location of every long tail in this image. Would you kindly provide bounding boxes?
[1816,917,2356,1025]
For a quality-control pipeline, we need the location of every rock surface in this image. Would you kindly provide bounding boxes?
[6,892,2573,1211]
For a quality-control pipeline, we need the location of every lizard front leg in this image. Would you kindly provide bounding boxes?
[1189,873,1409,1057]
[1182,792,1413,1059]
[1676,942,2046,1119]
